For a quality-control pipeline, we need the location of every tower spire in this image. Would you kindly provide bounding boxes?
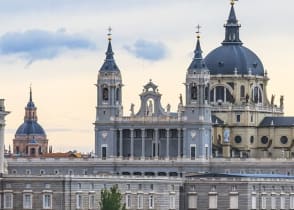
[26,85,35,109]
[222,0,242,45]
[188,25,206,72]
[99,27,120,72]
[106,26,114,60]
[29,84,32,103]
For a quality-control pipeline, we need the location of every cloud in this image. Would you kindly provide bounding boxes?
[124,39,167,61]
[0,29,96,64]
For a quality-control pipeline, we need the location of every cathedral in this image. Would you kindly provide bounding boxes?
[1,1,294,210]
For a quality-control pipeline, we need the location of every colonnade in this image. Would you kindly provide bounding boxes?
[117,128,184,159]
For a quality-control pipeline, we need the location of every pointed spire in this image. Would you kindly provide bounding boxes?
[26,85,35,109]
[29,84,32,103]
[228,0,237,23]
[99,27,120,72]
[222,0,242,45]
[188,25,206,72]
[105,27,114,60]
[194,25,203,60]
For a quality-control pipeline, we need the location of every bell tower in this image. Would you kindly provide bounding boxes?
[95,28,123,157]
[183,27,212,159]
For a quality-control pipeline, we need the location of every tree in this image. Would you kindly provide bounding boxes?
[99,185,126,210]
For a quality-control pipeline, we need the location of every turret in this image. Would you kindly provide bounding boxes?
[183,27,212,159]
[186,26,210,108]
[96,28,123,122]
[95,28,123,157]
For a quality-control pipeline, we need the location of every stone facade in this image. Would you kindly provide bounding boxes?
[1,1,294,210]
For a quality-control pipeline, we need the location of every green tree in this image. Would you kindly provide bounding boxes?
[99,185,126,210]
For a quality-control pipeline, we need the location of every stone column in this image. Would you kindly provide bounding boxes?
[177,129,181,158]
[141,129,145,159]
[166,129,170,159]
[130,129,134,159]
[119,129,123,158]
[155,128,159,159]
[0,99,9,174]
[182,128,186,158]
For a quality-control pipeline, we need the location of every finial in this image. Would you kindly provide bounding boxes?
[107,26,112,41]
[230,0,238,6]
[196,24,201,39]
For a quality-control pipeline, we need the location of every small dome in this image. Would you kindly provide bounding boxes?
[15,120,46,136]
[205,45,264,76]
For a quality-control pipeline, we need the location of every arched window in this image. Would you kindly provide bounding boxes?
[191,85,197,100]
[240,85,245,98]
[250,136,254,144]
[252,86,262,104]
[102,87,109,101]
[116,88,120,102]
[210,86,233,104]
[205,86,209,101]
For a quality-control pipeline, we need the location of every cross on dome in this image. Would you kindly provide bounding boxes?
[107,26,112,40]
[230,0,238,6]
[196,24,201,39]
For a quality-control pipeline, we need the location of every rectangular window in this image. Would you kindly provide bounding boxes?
[229,194,238,209]
[290,194,294,209]
[23,193,32,209]
[43,194,52,209]
[126,194,131,209]
[89,194,95,209]
[134,129,142,138]
[236,114,241,123]
[261,195,267,209]
[137,194,143,209]
[281,195,286,209]
[102,146,107,160]
[209,194,217,209]
[76,194,82,209]
[159,129,166,138]
[149,195,154,209]
[190,146,196,160]
[188,194,197,209]
[169,195,176,209]
[251,194,256,209]
[4,193,13,209]
[146,130,153,138]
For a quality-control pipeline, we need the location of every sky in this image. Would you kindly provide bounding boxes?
[1,0,294,153]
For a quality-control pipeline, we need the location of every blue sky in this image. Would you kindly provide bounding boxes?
[1,0,294,152]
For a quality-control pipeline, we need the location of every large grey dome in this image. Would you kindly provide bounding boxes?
[205,45,264,76]
[15,120,46,136]
[204,2,265,76]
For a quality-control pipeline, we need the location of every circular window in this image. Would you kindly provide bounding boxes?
[261,136,268,144]
[250,136,254,144]
[280,136,288,144]
[234,136,242,144]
